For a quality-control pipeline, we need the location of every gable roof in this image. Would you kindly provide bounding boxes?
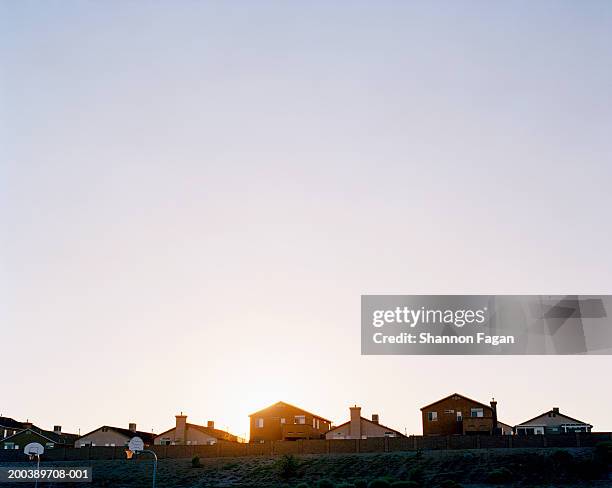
[77,426,157,444]
[249,401,332,423]
[420,393,493,412]
[0,428,59,445]
[515,409,592,428]
[0,416,25,430]
[154,423,238,442]
[326,417,406,438]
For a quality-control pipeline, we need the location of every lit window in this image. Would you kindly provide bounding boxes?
[257,418,264,428]
[456,411,463,421]
[294,415,306,425]
[280,418,286,424]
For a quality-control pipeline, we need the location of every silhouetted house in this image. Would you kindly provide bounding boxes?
[421,393,510,436]
[75,423,155,447]
[154,414,239,445]
[0,417,25,440]
[1,427,76,450]
[515,407,592,435]
[249,401,332,442]
[325,406,406,439]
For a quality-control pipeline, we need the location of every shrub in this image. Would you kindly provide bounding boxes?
[486,467,513,484]
[595,441,612,465]
[391,482,420,488]
[277,454,300,479]
[437,481,462,488]
[551,449,574,466]
[572,458,607,480]
[354,480,368,488]
[337,483,356,488]
[407,467,424,484]
[368,480,391,488]
[316,480,336,488]
[190,456,201,468]
[295,484,310,488]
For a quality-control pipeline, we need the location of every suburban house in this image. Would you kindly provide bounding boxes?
[154,414,240,445]
[1,427,77,450]
[1,416,26,440]
[75,423,156,448]
[421,393,511,436]
[325,406,406,439]
[514,407,593,435]
[249,401,332,442]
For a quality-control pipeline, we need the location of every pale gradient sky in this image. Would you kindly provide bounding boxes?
[1,1,612,440]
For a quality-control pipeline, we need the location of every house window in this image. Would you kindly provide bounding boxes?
[444,409,454,414]
[427,412,438,422]
[316,419,320,429]
[45,443,54,449]
[295,415,306,425]
[4,443,14,450]
[470,408,484,418]
[456,411,463,421]
[312,418,316,428]
[280,418,286,424]
[257,418,264,428]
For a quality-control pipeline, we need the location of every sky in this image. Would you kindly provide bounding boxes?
[1,1,612,440]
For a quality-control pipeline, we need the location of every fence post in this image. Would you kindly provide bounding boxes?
[88,444,92,460]
[384,437,389,453]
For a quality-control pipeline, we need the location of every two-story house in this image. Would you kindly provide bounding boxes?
[421,393,511,436]
[249,401,332,442]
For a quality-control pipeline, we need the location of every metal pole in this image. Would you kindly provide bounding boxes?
[34,454,40,488]
[142,450,157,488]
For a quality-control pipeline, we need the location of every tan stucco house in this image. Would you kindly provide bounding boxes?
[154,414,239,445]
[325,406,406,439]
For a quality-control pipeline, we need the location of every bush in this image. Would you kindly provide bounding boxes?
[551,449,574,466]
[407,467,424,484]
[486,467,513,484]
[337,484,356,488]
[595,441,612,464]
[437,481,462,488]
[190,456,201,468]
[277,454,300,479]
[354,481,368,488]
[368,480,391,488]
[316,480,336,488]
[391,482,419,488]
[295,484,310,488]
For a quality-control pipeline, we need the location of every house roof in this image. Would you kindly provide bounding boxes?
[0,428,59,445]
[420,393,493,412]
[154,423,238,442]
[249,401,332,423]
[0,417,25,430]
[326,417,406,438]
[77,426,157,444]
[515,409,592,428]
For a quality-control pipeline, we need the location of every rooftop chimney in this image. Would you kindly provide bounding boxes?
[175,413,187,444]
[54,426,62,434]
[23,421,32,430]
[207,421,215,429]
[349,405,362,439]
[129,423,137,433]
[372,414,379,424]
[552,407,560,415]
[490,398,498,435]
